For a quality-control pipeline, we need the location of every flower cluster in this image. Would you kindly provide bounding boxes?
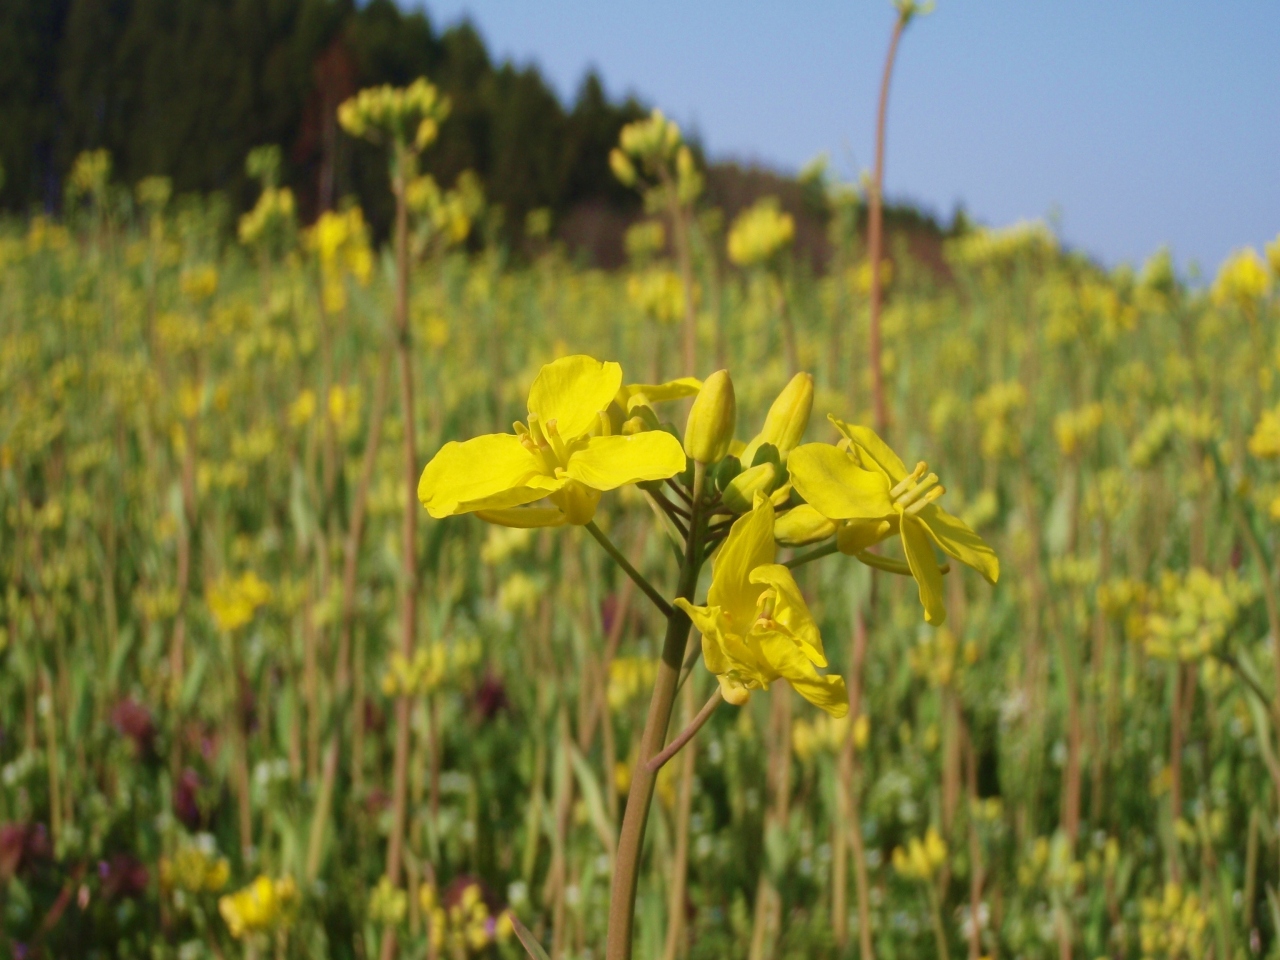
[205,571,272,632]
[419,880,515,955]
[218,874,298,939]
[892,827,947,881]
[380,640,482,697]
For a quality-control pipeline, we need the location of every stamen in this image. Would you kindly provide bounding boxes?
[904,485,945,516]
[897,473,939,508]
[544,418,569,464]
[890,461,929,499]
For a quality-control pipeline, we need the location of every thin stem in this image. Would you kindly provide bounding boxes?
[857,550,951,578]
[647,491,691,540]
[647,688,723,772]
[867,11,907,437]
[784,541,840,569]
[666,477,693,504]
[586,521,674,619]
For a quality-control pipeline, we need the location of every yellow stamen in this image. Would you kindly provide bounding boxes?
[904,485,945,516]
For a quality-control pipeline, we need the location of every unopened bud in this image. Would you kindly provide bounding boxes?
[609,149,637,187]
[743,372,813,465]
[774,504,837,546]
[683,370,736,464]
[722,462,776,513]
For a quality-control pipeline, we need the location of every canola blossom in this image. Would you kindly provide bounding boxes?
[675,498,848,715]
[789,416,998,624]
[418,355,687,527]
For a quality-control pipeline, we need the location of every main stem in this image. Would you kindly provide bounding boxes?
[867,13,905,437]
[606,465,706,960]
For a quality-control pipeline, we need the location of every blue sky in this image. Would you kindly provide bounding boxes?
[413,1,1279,273]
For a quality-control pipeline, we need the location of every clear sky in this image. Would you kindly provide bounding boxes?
[413,1,1279,273]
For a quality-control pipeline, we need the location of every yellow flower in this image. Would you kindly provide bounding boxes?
[206,572,272,632]
[1249,407,1280,458]
[892,826,948,881]
[418,355,686,527]
[1212,247,1270,308]
[727,197,795,267]
[788,417,999,625]
[218,875,298,939]
[675,497,848,716]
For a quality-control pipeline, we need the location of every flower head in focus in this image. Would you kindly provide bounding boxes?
[675,497,847,716]
[789,417,998,625]
[418,355,687,527]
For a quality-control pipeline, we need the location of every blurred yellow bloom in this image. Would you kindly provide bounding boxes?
[1054,402,1104,456]
[206,571,272,632]
[892,827,947,881]
[1212,247,1270,309]
[1139,883,1208,960]
[675,497,848,715]
[419,355,686,527]
[180,266,219,302]
[368,876,408,926]
[727,197,794,267]
[159,842,230,894]
[1248,407,1280,458]
[218,875,298,940]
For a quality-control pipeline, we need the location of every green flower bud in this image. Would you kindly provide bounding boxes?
[713,455,742,492]
[683,370,736,464]
[722,462,776,513]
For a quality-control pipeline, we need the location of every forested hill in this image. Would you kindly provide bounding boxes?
[0,0,646,233]
[0,0,951,263]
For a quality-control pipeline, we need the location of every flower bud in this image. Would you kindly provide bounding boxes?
[743,372,813,465]
[683,370,736,464]
[609,149,637,187]
[774,504,837,546]
[721,462,775,513]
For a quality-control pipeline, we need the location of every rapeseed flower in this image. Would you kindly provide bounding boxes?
[789,417,998,624]
[218,875,298,939]
[418,355,686,527]
[675,497,847,715]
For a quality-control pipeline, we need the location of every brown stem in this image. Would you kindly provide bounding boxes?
[647,688,723,772]
[867,13,906,436]
[606,466,706,960]
[662,680,699,960]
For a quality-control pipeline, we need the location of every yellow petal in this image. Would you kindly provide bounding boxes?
[528,355,623,441]
[620,377,702,410]
[789,443,894,519]
[918,503,1000,584]
[563,432,687,490]
[418,434,559,518]
[749,563,825,666]
[474,507,568,528]
[707,500,775,625]
[550,480,602,525]
[755,629,849,718]
[827,416,907,482]
[675,599,730,671]
[901,512,947,625]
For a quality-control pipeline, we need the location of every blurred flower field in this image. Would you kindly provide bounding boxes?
[3,113,1280,960]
